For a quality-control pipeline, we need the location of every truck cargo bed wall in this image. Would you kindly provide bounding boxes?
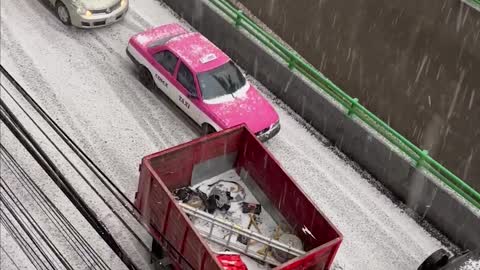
[137,167,222,270]
[191,152,238,186]
[162,0,480,250]
[145,128,244,190]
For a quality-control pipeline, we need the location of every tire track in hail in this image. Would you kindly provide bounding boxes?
[1,0,161,187]
[20,0,197,148]
[4,0,138,162]
[0,23,106,164]
[85,22,200,138]
[0,30,135,195]
[269,136,424,269]
[61,10,200,148]
[278,124,436,258]
[23,12,176,149]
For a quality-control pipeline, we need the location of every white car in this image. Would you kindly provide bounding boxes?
[49,0,128,28]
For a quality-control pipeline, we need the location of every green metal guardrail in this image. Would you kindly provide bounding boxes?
[467,0,480,6]
[209,0,480,209]
[464,0,480,8]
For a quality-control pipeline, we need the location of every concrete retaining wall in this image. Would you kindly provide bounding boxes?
[161,0,480,250]
[237,0,480,192]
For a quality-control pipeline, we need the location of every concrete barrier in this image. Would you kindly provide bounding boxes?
[161,0,480,250]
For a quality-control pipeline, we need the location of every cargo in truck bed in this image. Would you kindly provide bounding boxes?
[175,169,294,269]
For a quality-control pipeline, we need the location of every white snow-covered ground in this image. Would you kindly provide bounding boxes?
[0,0,449,269]
[460,258,480,270]
[0,125,128,270]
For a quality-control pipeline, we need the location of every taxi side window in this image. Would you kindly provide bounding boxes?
[177,63,196,95]
[154,50,178,75]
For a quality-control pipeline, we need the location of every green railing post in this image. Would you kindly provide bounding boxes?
[288,53,297,69]
[234,10,243,27]
[416,150,429,168]
[347,98,359,117]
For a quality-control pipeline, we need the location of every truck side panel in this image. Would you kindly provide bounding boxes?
[181,229,205,268]
[137,166,223,270]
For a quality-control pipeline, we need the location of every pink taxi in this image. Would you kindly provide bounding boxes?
[126,23,280,141]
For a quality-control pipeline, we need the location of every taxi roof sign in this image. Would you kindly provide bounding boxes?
[200,53,217,64]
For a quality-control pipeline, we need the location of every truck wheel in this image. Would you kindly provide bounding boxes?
[201,124,215,135]
[418,249,450,270]
[151,240,173,270]
[139,66,155,90]
[56,2,71,25]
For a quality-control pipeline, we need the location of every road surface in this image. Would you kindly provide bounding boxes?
[0,0,448,269]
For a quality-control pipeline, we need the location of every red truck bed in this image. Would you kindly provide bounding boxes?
[135,125,342,270]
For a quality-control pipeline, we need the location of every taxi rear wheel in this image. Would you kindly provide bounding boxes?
[56,2,71,25]
[201,124,216,135]
[151,240,173,270]
[139,66,155,90]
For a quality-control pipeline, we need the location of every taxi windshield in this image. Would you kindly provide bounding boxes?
[197,61,246,100]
